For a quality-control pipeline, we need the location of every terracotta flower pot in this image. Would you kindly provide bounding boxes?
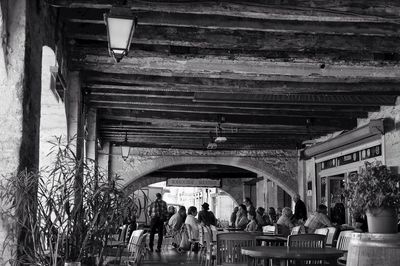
[366,207,398,233]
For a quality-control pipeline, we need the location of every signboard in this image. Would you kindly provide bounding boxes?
[166,178,221,188]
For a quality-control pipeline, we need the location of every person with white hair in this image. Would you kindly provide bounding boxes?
[277,207,294,236]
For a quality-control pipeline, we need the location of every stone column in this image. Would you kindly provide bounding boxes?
[98,141,111,178]
[66,71,84,260]
[86,107,98,164]
[0,0,43,263]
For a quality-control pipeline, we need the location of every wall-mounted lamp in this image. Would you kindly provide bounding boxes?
[104,7,137,62]
[121,131,130,161]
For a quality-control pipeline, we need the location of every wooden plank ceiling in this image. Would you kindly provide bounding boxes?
[49,0,400,150]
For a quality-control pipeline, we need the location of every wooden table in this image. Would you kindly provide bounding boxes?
[241,246,344,266]
[254,235,287,246]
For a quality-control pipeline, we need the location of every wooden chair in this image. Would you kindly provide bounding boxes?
[325,227,338,247]
[262,225,276,234]
[121,232,149,266]
[287,234,326,266]
[335,230,354,266]
[290,225,302,235]
[103,229,144,265]
[216,232,255,266]
[202,225,216,266]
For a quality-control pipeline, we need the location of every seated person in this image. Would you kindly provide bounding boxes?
[168,206,186,233]
[304,204,333,233]
[245,210,260,232]
[235,204,249,230]
[277,207,294,236]
[185,206,200,240]
[256,207,271,226]
[198,202,217,226]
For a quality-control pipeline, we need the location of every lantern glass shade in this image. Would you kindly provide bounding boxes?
[104,8,136,62]
[121,145,131,161]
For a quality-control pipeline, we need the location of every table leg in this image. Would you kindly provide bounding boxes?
[327,258,338,266]
[247,256,254,266]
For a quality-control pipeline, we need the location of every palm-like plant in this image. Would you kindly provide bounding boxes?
[0,136,132,265]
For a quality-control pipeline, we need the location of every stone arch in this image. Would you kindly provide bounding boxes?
[116,151,298,198]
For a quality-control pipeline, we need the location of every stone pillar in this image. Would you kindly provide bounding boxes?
[0,0,43,263]
[66,71,84,260]
[98,141,110,180]
[66,71,84,152]
[85,107,97,164]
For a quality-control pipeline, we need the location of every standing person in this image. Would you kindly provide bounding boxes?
[198,202,217,226]
[148,193,168,252]
[304,204,333,233]
[243,197,256,213]
[293,194,307,222]
[230,206,239,227]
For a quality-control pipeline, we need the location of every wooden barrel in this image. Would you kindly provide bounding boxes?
[346,233,400,266]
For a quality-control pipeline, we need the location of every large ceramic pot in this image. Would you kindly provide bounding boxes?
[64,262,81,266]
[366,207,398,233]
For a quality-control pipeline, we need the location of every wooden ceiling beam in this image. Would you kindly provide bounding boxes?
[61,8,400,36]
[66,22,400,53]
[90,99,378,113]
[76,60,400,84]
[193,92,396,106]
[90,101,368,119]
[49,0,400,19]
[97,108,356,129]
[105,141,298,150]
[99,117,341,133]
[84,74,400,95]
[87,92,394,106]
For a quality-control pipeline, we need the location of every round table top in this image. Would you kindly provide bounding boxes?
[241,246,344,260]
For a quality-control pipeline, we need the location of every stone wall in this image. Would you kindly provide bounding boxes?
[358,97,400,169]
[110,146,299,199]
[0,1,28,263]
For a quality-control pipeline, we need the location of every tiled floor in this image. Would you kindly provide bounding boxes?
[141,248,202,266]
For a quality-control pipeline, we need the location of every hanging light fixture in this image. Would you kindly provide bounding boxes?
[214,123,227,143]
[104,7,137,62]
[121,131,130,161]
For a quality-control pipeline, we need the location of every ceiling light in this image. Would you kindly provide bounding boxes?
[121,131,130,161]
[104,7,137,63]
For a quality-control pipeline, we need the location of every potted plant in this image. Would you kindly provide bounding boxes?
[0,136,130,265]
[344,161,400,233]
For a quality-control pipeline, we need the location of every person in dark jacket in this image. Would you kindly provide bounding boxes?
[148,193,168,252]
[198,202,217,226]
[293,194,307,222]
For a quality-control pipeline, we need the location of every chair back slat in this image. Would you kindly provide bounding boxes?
[287,234,327,265]
[325,227,338,246]
[216,232,255,266]
[210,225,218,242]
[291,225,301,235]
[288,234,326,248]
[127,229,144,252]
[336,230,354,251]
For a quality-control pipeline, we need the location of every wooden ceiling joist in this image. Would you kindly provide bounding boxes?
[50,0,400,150]
[66,22,400,53]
